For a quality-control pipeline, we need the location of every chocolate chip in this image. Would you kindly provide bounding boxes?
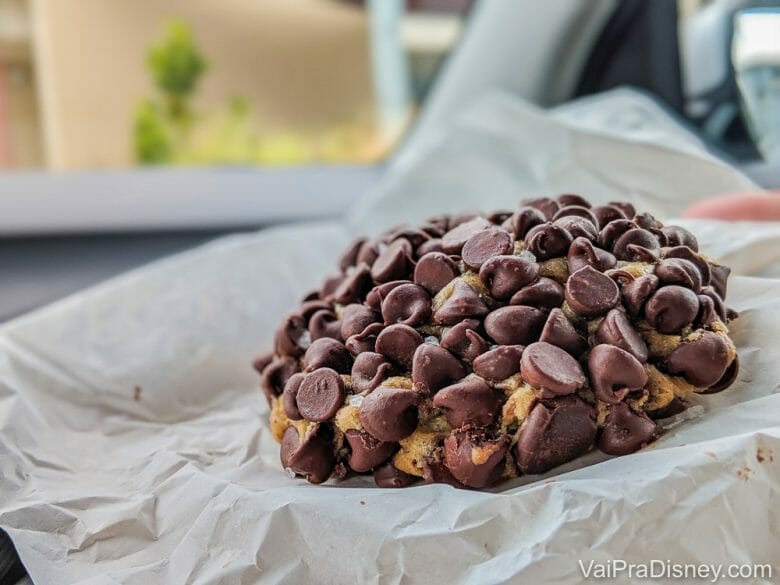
[515,396,597,474]
[709,264,731,300]
[345,322,384,355]
[319,273,344,301]
[524,223,573,260]
[443,431,510,488]
[520,341,586,395]
[472,345,524,382]
[695,294,718,328]
[655,258,703,291]
[359,385,419,441]
[356,240,379,267]
[522,197,560,220]
[433,377,502,428]
[283,372,305,419]
[592,205,627,228]
[374,462,419,488]
[388,228,432,250]
[567,237,617,274]
[595,309,648,362]
[597,219,636,249]
[381,283,432,327]
[539,308,587,356]
[296,368,346,422]
[374,324,423,371]
[252,351,274,374]
[556,193,591,208]
[665,331,732,387]
[351,352,393,394]
[339,237,367,273]
[261,357,300,401]
[440,319,489,362]
[664,246,711,286]
[510,207,546,238]
[414,252,459,294]
[632,212,661,231]
[441,217,492,254]
[484,305,546,345]
[647,396,687,419]
[433,280,490,325]
[611,228,660,261]
[609,201,636,217]
[422,457,467,488]
[509,277,565,308]
[461,227,513,271]
[299,300,332,322]
[416,238,444,256]
[588,344,648,404]
[598,403,657,455]
[371,239,414,283]
[275,313,307,357]
[333,263,373,304]
[340,304,381,340]
[412,344,467,394]
[645,285,700,334]
[479,255,540,300]
[565,265,620,317]
[622,274,659,318]
[552,205,599,227]
[487,209,513,224]
[554,216,598,241]
[366,280,413,311]
[302,338,353,374]
[281,424,335,484]
[702,354,739,394]
[345,429,398,472]
[309,309,342,341]
[661,225,698,251]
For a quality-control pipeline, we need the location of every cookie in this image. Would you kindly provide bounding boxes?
[255,195,739,488]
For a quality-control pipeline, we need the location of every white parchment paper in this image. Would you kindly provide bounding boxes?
[1,91,779,585]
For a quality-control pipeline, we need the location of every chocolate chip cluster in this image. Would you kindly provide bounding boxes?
[254,194,739,489]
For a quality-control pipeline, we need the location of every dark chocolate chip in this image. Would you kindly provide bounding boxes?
[479,255,540,300]
[374,462,419,488]
[359,385,419,442]
[261,357,300,401]
[567,237,617,274]
[661,225,698,251]
[509,277,565,308]
[388,228,432,250]
[611,228,660,261]
[609,201,636,217]
[702,354,739,394]
[299,300,332,322]
[351,351,393,393]
[655,258,703,291]
[345,429,398,472]
[665,331,733,387]
[597,219,636,249]
[539,308,587,356]
[356,240,380,267]
[281,424,335,484]
[695,294,718,328]
[441,217,492,254]
[333,263,373,304]
[472,345,524,382]
[339,237,367,273]
[440,319,489,362]
[632,212,661,231]
[484,305,546,345]
[252,351,274,374]
[709,264,731,300]
[443,432,510,488]
[592,205,627,228]
[433,377,503,428]
[524,223,573,260]
[296,368,346,422]
[366,280,413,312]
[510,207,546,238]
[595,309,648,362]
[381,283,432,327]
[588,344,648,404]
[647,396,688,419]
[520,341,586,395]
[345,322,384,355]
[422,457,467,488]
[552,205,599,227]
[371,239,414,283]
[522,197,560,220]
[644,285,700,334]
[282,372,305,419]
[412,344,467,394]
[663,246,711,286]
[622,274,659,318]
[461,227,513,271]
[553,215,598,241]
[414,252,459,295]
[309,309,342,341]
[565,265,620,317]
[303,338,353,374]
[319,273,345,301]
[433,280,490,325]
[487,209,513,224]
[375,324,423,371]
[598,403,657,455]
[340,304,381,340]
[275,313,307,357]
[515,396,597,474]
[556,193,591,208]
[416,238,445,256]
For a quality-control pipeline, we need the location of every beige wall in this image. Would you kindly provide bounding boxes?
[31,0,374,169]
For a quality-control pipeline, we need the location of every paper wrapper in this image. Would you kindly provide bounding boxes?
[1,90,779,584]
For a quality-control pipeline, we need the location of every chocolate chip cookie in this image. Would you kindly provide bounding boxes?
[254,195,739,489]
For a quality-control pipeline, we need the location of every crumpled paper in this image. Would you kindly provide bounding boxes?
[1,90,779,585]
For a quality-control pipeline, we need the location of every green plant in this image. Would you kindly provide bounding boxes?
[133,100,171,164]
